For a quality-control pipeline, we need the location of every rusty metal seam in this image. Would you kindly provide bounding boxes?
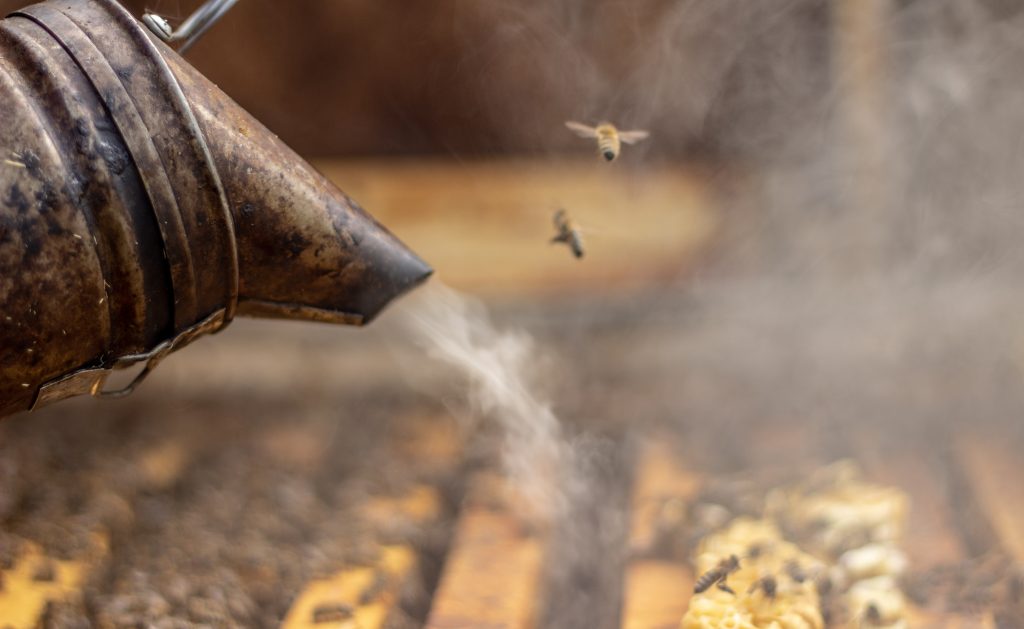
[235,299,365,326]
[12,4,202,331]
[91,0,239,326]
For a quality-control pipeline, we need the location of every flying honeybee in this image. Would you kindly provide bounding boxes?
[551,209,584,259]
[694,554,741,595]
[564,121,649,161]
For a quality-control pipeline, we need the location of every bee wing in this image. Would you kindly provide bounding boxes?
[565,121,598,138]
[552,208,568,228]
[618,129,650,145]
[571,221,603,237]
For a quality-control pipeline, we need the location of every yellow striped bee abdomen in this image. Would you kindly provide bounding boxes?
[595,124,621,161]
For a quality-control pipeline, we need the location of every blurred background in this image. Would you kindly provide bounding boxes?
[85,0,830,159]
[4,0,1024,627]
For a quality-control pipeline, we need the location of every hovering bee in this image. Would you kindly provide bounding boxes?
[694,554,741,595]
[747,575,778,600]
[551,209,584,259]
[565,121,649,162]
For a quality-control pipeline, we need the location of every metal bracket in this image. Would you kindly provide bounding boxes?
[142,0,240,53]
[32,309,227,410]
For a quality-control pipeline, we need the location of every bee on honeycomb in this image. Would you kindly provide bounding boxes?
[681,462,911,629]
[682,519,825,629]
[767,461,908,560]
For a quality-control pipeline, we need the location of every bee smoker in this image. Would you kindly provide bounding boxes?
[0,0,432,418]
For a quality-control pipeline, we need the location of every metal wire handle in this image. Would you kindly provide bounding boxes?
[143,0,240,53]
[94,308,228,398]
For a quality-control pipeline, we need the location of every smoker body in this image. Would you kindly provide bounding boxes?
[0,0,431,417]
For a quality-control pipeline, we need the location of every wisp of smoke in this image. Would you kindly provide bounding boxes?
[396,281,573,523]
[391,281,630,628]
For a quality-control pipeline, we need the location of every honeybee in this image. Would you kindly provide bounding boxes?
[564,121,649,161]
[311,603,353,623]
[785,559,807,583]
[745,541,773,560]
[694,554,741,595]
[861,602,883,626]
[747,575,778,599]
[551,209,584,259]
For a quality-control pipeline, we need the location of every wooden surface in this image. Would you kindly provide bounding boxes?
[281,544,417,629]
[955,433,1024,561]
[622,561,693,629]
[627,439,701,559]
[0,535,107,629]
[0,430,200,628]
[425,475,544,629]
[281,410,462,629]
[621,438,700,629]
[832,0,895,267]
[316,159,717,296]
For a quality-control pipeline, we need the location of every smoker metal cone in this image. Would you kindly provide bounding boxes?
[160,41,432,325]
[0,0,430,417]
